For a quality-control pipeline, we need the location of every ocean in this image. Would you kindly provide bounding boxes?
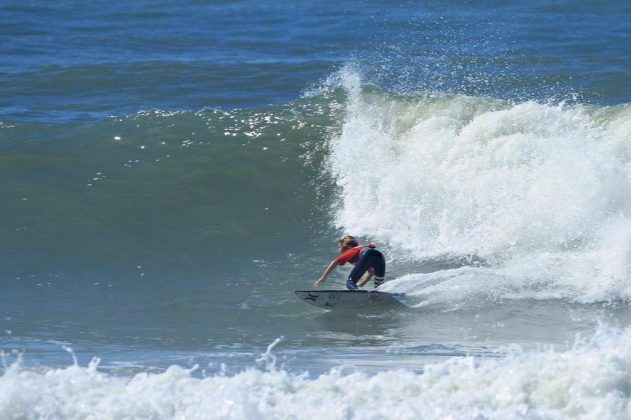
[2,0,631,418]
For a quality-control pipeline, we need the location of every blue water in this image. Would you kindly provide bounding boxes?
[2,1,631,418]
[2,1,629,123]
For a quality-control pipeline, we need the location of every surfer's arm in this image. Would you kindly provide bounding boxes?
[357,267,374,288]
[313,259,340,287]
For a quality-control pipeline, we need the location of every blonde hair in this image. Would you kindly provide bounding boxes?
[338,235,359,248]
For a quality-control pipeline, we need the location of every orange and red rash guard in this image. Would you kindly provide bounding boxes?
[335,246,365,265]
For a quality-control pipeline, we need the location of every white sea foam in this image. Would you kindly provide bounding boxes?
[329,69,631,304]
[2,325,631,419]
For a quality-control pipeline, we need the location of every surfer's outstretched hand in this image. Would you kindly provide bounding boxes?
[313,278,324,288]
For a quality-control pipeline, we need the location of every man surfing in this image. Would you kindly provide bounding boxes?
[313,235,386,290]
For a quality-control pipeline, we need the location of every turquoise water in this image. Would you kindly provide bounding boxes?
[2,1,631,418]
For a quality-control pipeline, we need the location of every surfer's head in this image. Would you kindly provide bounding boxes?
[338,235,358,252]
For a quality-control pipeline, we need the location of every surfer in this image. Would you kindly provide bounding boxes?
[313,235,386,290]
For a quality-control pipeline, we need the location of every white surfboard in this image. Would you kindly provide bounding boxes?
[295,290,405,310]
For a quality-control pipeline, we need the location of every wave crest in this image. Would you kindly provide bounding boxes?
[328,70,631,303]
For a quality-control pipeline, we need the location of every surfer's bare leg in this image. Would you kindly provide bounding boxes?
[357,268,374,288]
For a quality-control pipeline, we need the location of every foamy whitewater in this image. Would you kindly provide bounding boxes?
[3,325,631,419]
[331,70,631,306]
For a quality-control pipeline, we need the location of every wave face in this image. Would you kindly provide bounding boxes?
[327,69,631,304]
[3,325,631,419]
[0,100,341,278]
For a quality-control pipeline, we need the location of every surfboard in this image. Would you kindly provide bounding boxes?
[294,290,405,310]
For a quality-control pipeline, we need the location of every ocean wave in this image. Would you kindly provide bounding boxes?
[4,68,631,303]
[327,69,631,304]
[2,324,631,419]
